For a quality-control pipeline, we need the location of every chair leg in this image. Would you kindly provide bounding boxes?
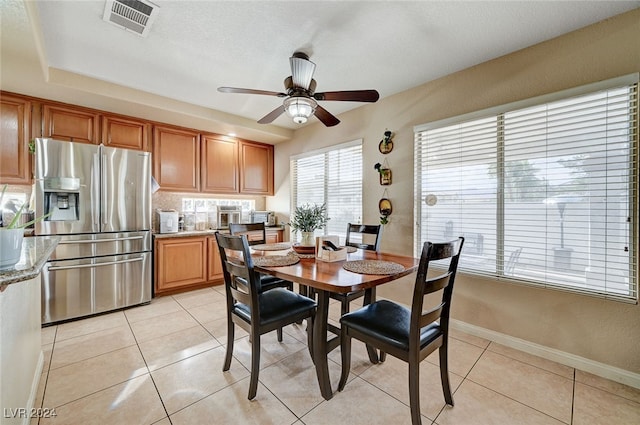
[248,332,261,400]
[277,327,283,342]
[341,298,349,316]
[408,360,422,425]
[439,343,454,406]
[223,319,235,371]
[338,328,352,391]
[379,351,387,362]
[306,315,314,362]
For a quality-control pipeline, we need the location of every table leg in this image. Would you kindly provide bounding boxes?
[313,289,333,400]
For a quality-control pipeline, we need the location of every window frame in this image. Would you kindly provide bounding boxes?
[414,73,639,303]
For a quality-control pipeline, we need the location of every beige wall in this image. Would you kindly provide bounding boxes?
[270,9,640,373]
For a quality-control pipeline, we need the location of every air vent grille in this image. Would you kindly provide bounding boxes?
[103,0,159,37]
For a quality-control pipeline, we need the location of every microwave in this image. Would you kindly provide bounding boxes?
[250,211,276,226]
[217,206,241,229]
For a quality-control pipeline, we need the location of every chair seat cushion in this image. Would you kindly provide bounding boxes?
[340,299,441,352]
[234,288,316,326]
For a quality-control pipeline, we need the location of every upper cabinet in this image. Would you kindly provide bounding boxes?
[201,134,238,193]
[42,104,100,144]
[153,125,201,192]
[102,114,150,151]
[239,140,274,195]
[0,94,31,184]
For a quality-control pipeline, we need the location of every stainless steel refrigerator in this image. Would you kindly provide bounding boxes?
[34,138,152,325]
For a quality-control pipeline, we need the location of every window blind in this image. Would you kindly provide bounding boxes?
[414,75,638,302]
[291,140,363,242]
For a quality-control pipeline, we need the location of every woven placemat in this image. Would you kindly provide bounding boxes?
[343,260,405,275]
[252,243,292,251]
[253,254,300,267]
[293,253,316,259]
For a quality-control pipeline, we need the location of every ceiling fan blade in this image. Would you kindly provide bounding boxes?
[290,52,316,90]
[218,87,287,97]
[258,105,286,124]
[314,105,340,127]
[314,90,380,102]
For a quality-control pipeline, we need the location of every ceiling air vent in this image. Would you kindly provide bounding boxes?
[103,0,159,37]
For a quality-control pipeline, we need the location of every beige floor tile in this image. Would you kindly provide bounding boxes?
[30,370,48,425]
[41,325,57,345]
[487,342,574,379]
[151,346,249,414]
[152,418,171,425]
[124,296,185,323]
[449,328,490,349]
[200,316,248,342]
[426,336,485,377]
[49,325,136,370]
[55,311,128,342]
[258,348,342,417]
[435,380,565,425]
[575,369,640,403]
[40,374,165,425]
[360,354,464,422]
[231,331,309,372]
[301,375,416,425]
[43,345,148,408]
[328,339,376,377]
[169,379,297,425]
[467,350,573,423]
[138,325,220,371]
[184,301,228,324]
[573,382,640,425]
[172,287,225,310]
[42,343,53,372]
[129,310,200,343]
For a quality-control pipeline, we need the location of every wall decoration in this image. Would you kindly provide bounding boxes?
[378,130,394,154]
[374,160,391,185]
[378,194,392,225]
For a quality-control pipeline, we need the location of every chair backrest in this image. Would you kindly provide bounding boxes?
[229,222,267,246]
[345,223,383,252]
[410,237,465,351]
[215,232,261,314]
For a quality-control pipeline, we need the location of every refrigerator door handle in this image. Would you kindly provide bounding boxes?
[48,257,142,271]
[101,153,108,227]
[59,236,144,244]
[93,153,101,227]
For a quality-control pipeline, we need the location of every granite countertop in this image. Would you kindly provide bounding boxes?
[0,236,60,289]
[153,225,285,239]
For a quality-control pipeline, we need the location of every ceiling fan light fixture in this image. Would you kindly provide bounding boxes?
[284,97,317,124]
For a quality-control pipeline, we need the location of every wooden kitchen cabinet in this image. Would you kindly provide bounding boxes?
[152,125,200,192]
[155,236,209,295]
[42,103,100,144]
[0,93,31,184]
[102,114,150,151]
[201,134,238,193]
[239,140,274,195]
[266,229,283,243]
[207,236,224,282]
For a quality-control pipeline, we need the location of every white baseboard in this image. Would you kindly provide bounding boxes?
[450,319,640,390]
[22,351,44,425]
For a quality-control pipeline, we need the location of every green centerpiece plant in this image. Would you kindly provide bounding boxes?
[288,203,329,246]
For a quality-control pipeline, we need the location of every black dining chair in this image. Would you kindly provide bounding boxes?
[338,237,464,425]
[329,223,383,315]
[229,222,294,293]
[215,232,317,400]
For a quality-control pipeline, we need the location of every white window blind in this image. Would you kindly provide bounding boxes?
[291,140,363,242]
[414,75,638,302]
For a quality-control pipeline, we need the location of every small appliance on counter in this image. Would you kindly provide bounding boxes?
[216,205,241,229]
[157,209,179,233]
[250,210,276,226]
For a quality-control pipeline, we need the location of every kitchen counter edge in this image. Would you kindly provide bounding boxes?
[0,236,60,288]
[153,226,285,239]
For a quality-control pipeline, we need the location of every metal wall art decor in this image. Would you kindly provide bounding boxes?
[378,192,392,225]
[378,130,394,154]
[374,160,391,185]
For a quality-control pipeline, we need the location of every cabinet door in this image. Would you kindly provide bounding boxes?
[152,125,200,192]
[0,94,31,184]
[207,237,223,282]
[102,115,150,151]
[155,237,207,294]
[42,104,100,144]
[201,135,238,193]
[266,230,283,243]
[239,141,274,195]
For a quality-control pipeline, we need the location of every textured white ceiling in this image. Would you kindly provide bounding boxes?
[4,1,640,130]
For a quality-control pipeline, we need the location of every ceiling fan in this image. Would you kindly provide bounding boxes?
[218,52,379,127]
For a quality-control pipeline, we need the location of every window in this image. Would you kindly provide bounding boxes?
[414,74,638,302]
[291,140,363,242]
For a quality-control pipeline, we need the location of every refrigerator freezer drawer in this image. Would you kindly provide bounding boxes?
[41,252,151,325]
[48,231,151,261]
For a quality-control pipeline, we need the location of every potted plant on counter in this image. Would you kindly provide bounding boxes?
[288,203,330,246]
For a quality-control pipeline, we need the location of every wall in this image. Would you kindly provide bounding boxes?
[269,9,640,374]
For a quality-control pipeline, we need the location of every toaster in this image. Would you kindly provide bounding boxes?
[157,209,179,233]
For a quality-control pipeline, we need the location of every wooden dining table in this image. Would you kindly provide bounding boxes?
[254,248,419,400]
